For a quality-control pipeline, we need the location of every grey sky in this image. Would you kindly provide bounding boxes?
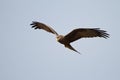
[0,0,120,80]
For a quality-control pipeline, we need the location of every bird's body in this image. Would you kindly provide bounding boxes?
[56,35,80,53]
[56,35,67,44]
[31,21,109,54]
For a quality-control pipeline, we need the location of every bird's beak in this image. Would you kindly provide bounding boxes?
[56,37,59,41]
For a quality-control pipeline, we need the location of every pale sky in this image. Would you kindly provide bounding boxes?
[0,0,120,80]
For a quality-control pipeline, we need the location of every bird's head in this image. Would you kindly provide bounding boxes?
[56,35,64,41]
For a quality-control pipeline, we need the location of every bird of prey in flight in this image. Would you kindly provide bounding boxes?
[31,21,109,54]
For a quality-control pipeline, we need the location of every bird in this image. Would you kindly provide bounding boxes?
[30,21,109,54]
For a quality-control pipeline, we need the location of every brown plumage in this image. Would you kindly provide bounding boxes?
[31,21,109,54]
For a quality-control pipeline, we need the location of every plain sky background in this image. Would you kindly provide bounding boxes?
[0,0,120,80]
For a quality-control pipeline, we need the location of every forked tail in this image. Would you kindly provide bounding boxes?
[65,44,81,54]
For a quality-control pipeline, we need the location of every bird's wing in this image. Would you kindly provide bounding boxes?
[30,21,58,36]
[64,28,109,43]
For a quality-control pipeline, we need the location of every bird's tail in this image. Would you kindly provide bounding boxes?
[65,44,81,54]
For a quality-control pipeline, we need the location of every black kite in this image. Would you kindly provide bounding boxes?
[31,21,109,54]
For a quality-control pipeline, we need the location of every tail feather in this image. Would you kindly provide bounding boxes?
[65,44,81,54]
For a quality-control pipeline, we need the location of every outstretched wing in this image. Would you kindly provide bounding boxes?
[30,21,58,36]
[64,28,109,43]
